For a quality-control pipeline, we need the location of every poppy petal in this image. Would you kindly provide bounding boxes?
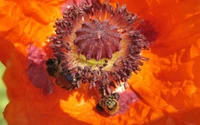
[1,0,200,125]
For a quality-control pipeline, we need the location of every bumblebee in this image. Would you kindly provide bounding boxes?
[96,93,120,115]
[46,57,78,90]
[46,58,62,77]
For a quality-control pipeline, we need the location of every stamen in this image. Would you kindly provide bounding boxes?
[46,0,154,115]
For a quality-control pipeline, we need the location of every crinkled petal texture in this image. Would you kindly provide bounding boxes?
[1,0,200,125]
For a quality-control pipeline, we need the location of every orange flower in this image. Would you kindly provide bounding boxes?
[1,0,200,125]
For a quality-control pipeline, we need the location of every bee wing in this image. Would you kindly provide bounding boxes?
[56,75,74,90]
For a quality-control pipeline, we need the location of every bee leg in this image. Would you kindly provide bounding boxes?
[96,103,104,112]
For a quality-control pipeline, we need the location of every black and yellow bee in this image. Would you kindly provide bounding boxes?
[96,93,120,115]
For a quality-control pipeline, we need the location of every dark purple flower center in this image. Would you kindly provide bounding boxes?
[45,0,157,115]
[48,1,150,95]
[75,19,121,60]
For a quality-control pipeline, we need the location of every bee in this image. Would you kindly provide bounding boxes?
[46,58,62,77]
[96,93,120,115]
[46,57,76,90]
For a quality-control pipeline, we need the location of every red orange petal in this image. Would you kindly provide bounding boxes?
[1,0,200,125]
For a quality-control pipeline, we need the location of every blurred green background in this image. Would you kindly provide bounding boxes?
[0,62,8,125]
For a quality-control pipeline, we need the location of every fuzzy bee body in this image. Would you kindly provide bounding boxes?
[101,98,119,115]
[46,58,62,77]
[97,93,120,115]
[46,58,76,90]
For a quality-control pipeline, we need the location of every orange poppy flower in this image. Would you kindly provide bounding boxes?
[1,0,200,125]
